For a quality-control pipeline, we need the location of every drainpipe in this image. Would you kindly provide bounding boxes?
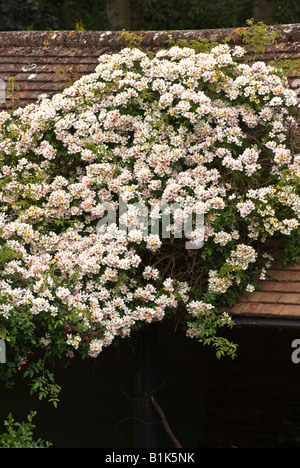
[233,316,300,329]
[134,323,159,448]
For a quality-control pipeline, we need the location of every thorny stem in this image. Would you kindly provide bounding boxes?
[151,395,182,448]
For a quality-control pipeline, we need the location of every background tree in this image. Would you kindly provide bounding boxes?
[253,0,276,24]
[0,0,298,31]
[106,0,131,30]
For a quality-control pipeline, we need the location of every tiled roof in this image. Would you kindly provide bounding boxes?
[230,261,300,320]
[0,25,300,320]
[1,24,300,108]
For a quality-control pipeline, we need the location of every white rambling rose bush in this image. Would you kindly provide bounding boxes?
[0,44,299,385]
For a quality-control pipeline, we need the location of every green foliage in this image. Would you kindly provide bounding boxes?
[75,19,85,31]
[166,37,229,54]
[119,29,144,48]
[140,0,253,30]
[237,18,282,62]
[188,308,238,359]
[281,231,300,265]
[0,411,52,448]
[23,359,62,407]
[1,0,299,32]
[6,77,20,110]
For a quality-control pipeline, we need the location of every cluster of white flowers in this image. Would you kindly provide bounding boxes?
[0,44,298,360]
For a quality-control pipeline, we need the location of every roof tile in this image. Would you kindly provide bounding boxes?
[231,259,300,319]
[0,25,300,108]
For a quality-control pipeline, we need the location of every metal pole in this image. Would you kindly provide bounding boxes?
[134,323,158,448]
